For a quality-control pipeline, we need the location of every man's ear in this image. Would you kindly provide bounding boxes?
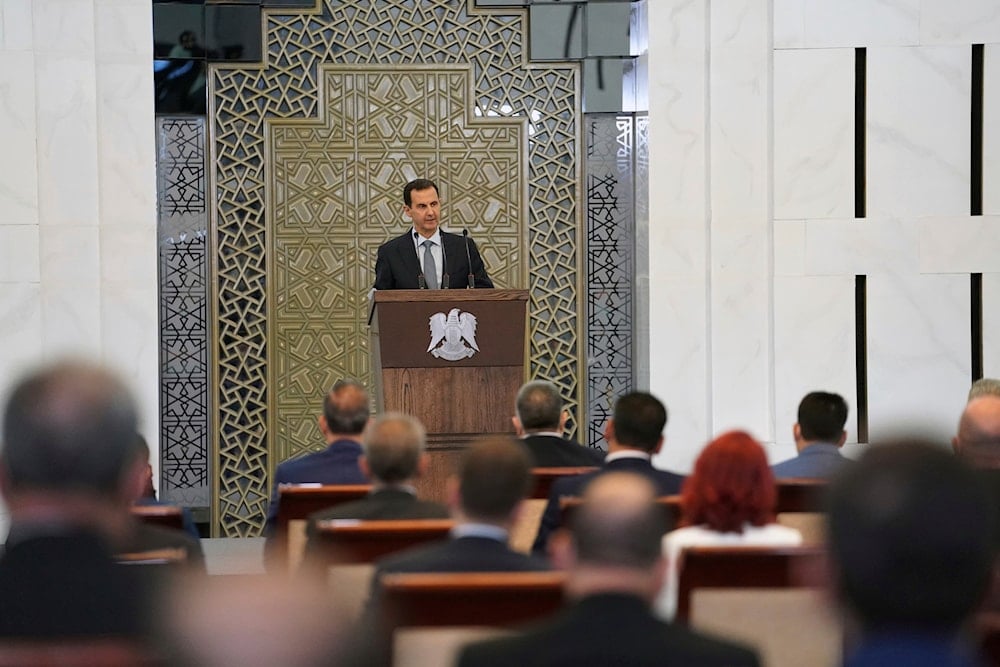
[836,430,848,447]
[549,528,576,570]
[558,410,569,433]
[512,416,524,437]
[792,423,802,442]
[416,453,430,478]
[318,415,330,438]
[651,435,664,455]
[121,456,148,504]
[358,455,371,480]
[603,419,615,446]
[952,435,962,455]
[445,475,461,511]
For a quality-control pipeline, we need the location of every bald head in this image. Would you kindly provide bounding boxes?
[362,413,426,484]
[572,472,667,569]
[322,380,370,437]
[954,395,1000,468]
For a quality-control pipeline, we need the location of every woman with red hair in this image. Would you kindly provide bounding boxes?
[654,430,801,619]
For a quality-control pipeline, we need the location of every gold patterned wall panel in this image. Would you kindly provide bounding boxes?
[210,0,582,536]
[268,65,526,465]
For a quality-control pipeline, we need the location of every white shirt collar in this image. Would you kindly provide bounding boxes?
[605,450,651,463]
[412,228,442,248]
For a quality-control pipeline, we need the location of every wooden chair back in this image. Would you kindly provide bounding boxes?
[775,478,829,513]
[129,504,184,531]
[530,467,597,499]
[309,519,455,565]
[0,640,157,667]
[674,545,827,622]
[275,484,373,568]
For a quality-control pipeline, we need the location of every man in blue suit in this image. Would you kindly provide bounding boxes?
[263,379,370,539]
[771,391,851,480]
[532,392,684,555]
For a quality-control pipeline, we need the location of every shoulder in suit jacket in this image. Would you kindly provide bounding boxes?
[531,457,685,555]
[457,593,760,667]
[521,434,605,467]
[373,230,493,290]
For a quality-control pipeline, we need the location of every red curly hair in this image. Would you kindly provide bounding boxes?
[680,430,776,533]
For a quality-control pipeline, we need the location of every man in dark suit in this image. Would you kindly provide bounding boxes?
[771,391,851,480]
[303,413,448,546]
[532,391,684,555]
[513,380,604,467]
[0,360,162,640]
[458,471,760,667]
[373,178,493,290]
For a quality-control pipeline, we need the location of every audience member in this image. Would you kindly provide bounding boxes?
[953,395,1000,469]
[458,472,760,667]
[532,391,683,555]
[132,433,200,539]
[303,413,448,550]
[513,380,604,466]
[655,430,801,619]
[0,360,161,639]
[969,377,1000,401]
[771,391,851,479]
[264,379,370,538]
[827,441,997,667]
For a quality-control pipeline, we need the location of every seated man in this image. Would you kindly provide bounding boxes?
[532,392,684,555]
[828,441,997,666]
[303,413,448,549]
[771,391,851,479]
[0,361,164,640]
[513,380,604,467]
[458,472,760,667]
[132,433,200,539]
[264,379,370,540]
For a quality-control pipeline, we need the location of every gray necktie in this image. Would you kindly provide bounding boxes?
[422,240,438,289]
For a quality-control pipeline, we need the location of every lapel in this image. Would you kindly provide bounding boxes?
[394,231,422,281]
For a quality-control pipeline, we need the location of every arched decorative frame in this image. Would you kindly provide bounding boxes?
[207,0,583,536]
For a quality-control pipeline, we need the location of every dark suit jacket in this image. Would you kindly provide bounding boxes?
[373,230,493,290]
[532,456,685,555]
[457,593,760,667]
[521,434,605,467]
[0,528,156,639]
[264,438,367,535]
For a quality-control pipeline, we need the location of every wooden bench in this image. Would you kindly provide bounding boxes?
[530,467,598,500]
[775,478,829,513]
[129,504,185,531]
[273,484,373,569]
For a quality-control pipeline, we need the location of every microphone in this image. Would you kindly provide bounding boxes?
[463,229,474,289]
[441,241,450,289]
[418,273,426,289]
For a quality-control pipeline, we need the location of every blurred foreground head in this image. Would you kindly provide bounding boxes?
[827,440,997,632]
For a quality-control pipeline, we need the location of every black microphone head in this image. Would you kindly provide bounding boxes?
[463,228,468,238]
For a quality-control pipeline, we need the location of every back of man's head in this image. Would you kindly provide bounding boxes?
[827,440,996,633]
[362,413,425,484]
[323,380,370,436]
[611,392,667,452]
[1,360,138,500]
[571,472,666,570]
[969,377,1000,401]
[954,395,1000,468]
[458,436,532,523]
[797,391,848,442]
[515,380,562,432]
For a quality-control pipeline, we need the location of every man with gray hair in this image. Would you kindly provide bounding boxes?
[304,413,448,538]
[969,377,1000,401]
[513,380,604,467]
[458,472,760,666]
[0,360,158,639]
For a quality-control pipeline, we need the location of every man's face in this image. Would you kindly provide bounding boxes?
[405,187,440,238]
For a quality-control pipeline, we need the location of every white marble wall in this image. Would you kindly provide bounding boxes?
[648,0,1000,471]
[0,0,159,533]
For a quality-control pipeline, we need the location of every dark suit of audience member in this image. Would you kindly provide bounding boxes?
[772,391,852,480]
[357,436,548,663]
[513,380,605,467]
[459,472,760,667]
[828,441,998,667]
[264,379,370,541]
[303,414,449,557]
[373,178,493,290]
[532,392,683,555]
[0,361,166,641]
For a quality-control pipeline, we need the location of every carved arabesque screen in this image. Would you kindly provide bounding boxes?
[210,0,581,536]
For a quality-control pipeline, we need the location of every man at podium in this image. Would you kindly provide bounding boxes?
[373,178,494,290]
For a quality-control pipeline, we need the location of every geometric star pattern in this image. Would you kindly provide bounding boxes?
[210,0,581,536]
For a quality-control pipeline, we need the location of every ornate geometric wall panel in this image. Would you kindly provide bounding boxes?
[268,66,525,464]
[210,0,581,535]
[585,114,635,450]
[156,117,210,508]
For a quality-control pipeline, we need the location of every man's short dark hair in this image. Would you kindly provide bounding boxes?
[362,413,425,484]
[797,392,848,442]
[572,473,667,569]
[515,380,562,431]
[322,379,370,435]
[612,392,667,452]
[827,441,997,632]
[1,360,139,498]
[459,436,532,522]
[403,178,438,206]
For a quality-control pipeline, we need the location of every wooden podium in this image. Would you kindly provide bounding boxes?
[369,289,529,501]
